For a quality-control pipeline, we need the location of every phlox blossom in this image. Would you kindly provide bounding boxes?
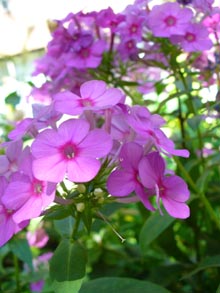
[0,176,28,247]
[171,23,213,52]
[147,2,193,37]
[125,106,189,157]
[107,142,155,211]
[2,148,56,223]
[31,119,112,183]
[139,152,190,219]
[0,140,23,176]
[66,39,106,69]
[53,80,124,116]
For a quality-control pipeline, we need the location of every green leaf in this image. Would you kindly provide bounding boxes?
[50,239,87,282]
[5,92,21,107]
[139,212,174,252]
[79,277,170,293]
[182,255,220,279]
[9,238,33,270]
[216,282,220,293]
[44,205,72,221]
[81,201,92,234]
[54,216,75,238]
[52,279,83,293]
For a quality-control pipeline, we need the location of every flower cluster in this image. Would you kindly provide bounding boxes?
[0,79,190,246]
[3,0,219,247]
[31,0,218,101]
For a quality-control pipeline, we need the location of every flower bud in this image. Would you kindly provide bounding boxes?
[77,184,86,194]
[76,202,85,213]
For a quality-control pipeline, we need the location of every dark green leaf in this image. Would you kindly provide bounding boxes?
[139,212,174,252]
[54,216,75,238]
[50,239,87,282]
[79,277,170,293]
[9,238,33,270]
[182,255,220,279]
[5,92,21,107]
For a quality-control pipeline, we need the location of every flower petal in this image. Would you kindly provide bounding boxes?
[79,129,112,158]
[107,169,135,196]
[58,119,90,144]
[32,155,66,182]
[67,157,101,182]
[53,91,82,115]
[139,152,165,188]
[80,80,106,99]
[163,175,190,202]
[162,196,190,219]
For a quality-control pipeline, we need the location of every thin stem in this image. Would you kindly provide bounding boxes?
[60,181,69,193]
[176,67,205,167]
[71,211,81,240]
[96,211,126,243]
[174,157,220,231]
[13,254,20,293]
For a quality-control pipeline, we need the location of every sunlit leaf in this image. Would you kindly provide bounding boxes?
[50,239,87,282]
[79,277,171,293]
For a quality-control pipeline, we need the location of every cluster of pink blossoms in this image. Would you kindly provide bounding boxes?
[31,0,218,101]
[0,80,190,247]
[2,0,219,247]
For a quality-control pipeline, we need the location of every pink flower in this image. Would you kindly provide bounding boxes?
[107,142,155,211]
[0,176,28,247]
[53,80,124,116]
[147,2,193,37]
[117,13,146,41]
[139,152,190,219]
[31,119,112,183]
[126,106,189,157]
[0,140,23,176]
[96,7,125,33]
[193,0,214,13]
[3,174,55,223]
[171,23,213,52]
[66,39,106,69]
[27,227,49,248]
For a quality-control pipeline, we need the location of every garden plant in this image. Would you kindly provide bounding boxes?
[1,0,220,292]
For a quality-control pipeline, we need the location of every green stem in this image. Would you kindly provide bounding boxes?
[13,254,20,293]
[60,181,69,193]
[174,157,220,230]
[176,66,205,167]
[71,212,81,240]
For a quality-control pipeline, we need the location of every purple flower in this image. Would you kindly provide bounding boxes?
[27,226,49,248]
[107,142,155,211]
[66,39,106,69]
[31,119,112,183]
[126,106,189,157]
[2,149,56,223]
[0,176,28,247]
[171,23,213,52]
[139,152,190,219]
[147,2,193,37]
[96,7,125,33]
[0,140,23,176]
[53,80,124,116]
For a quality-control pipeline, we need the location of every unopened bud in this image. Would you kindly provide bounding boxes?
[77,184,86,194]
[76,202,85,213]
[94,188,104,197]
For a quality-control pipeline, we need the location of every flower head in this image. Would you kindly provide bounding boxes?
[139,152,190,218]
[31,119,112,183]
